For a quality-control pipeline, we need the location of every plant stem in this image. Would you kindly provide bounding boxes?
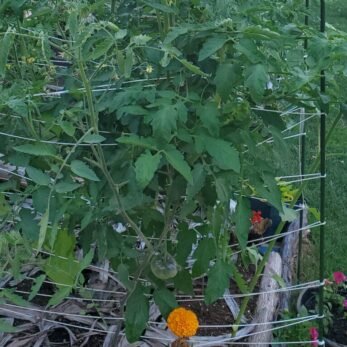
[77,53,154,253]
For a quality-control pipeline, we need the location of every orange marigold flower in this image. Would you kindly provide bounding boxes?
[167,307,199,338]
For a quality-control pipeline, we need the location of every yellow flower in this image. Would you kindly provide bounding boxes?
[145,64,153,74]
[167,307,199,338]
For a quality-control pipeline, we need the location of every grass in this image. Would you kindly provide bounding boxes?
[301,0,347,279]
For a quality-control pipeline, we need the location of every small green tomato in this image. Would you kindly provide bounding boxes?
[150,253,178,280]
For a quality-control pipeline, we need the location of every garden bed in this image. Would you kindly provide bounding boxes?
[0,211,308,347]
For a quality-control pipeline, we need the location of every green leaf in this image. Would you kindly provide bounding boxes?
[67,11,78,39]
[214,63,242,100]
[125,285,149,343]
[261,173,283,213]
[55,182,81,193]
[131,34,151,45]
[0,28,14,77]
[279,205,297,222]
[177,58,207,76]
[87,38,113,60]
[59,121,76,137]
[164,27,189,44]
[83,134,106,143]
[186,164,206,201]
[6,98,28,116]
[235,197,251,250]
[117,134,157,150]
[117,264,133,290]
[124,48,133,78]
[244,64,268,102]
[176,226,197,267]
[147,105,177,139]
[243,26,281,41]
[134,151,161,188]
[26,166,51,186]
[203,137,240,172]
[272,273,286,288]
[48,286,72,307]
[205,259,231,304]
[198,36,228,61]
[0,194,10,217]
[0,319,18,333]
[173,270,193,294]
[70,160,100,181]
[192,237,216,277]
[19,209,39,241]
[28,275,46,301]
[2,289,30,307]
[44,229,80,287]
[153,288,178,318]
[14,143,56,157]
[37,208,49,253]
[143,0,178,13]
[215,177,230,203]
[253,109,286,130]
[230,262,248,294]
[197,102,220,137]
[164,148,193,183]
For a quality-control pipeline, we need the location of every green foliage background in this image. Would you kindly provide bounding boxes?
[0,0,347,342]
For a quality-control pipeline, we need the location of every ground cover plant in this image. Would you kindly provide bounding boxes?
[1,0,347,345]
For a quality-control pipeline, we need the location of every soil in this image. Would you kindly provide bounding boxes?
[2,255,264,346]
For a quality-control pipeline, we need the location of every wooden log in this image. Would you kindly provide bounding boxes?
[279,210,307,312]
[248,251,282,346]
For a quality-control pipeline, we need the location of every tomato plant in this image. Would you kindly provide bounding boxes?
[1,0,347,342]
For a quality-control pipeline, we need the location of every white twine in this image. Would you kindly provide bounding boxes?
[0,167,33,182]
[282,113,318,133]
[281,174,326,185]
[19,27,75,43]
[257,132,307,147]
[195,315,323,346]
[1,303,319,328]
[251,107,322,116]
[3,270,323,302]
[31,77,167,97]
[232,221,326,255]
[276,172,322,179]
[0,131,118,147]
[2,303,123,321]
[176,281,324,302]
[220,341,318,346]
[11,289,121,303]
[228,220,323,250]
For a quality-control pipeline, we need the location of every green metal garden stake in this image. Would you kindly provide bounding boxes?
[319,0,326,343]
[297,0,310,284]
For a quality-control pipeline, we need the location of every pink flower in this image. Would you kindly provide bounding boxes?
[309,327,319,347]
[343,299,347,310]
[333,271,347,284]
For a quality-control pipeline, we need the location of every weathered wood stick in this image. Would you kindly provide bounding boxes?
[248,251,282,346]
